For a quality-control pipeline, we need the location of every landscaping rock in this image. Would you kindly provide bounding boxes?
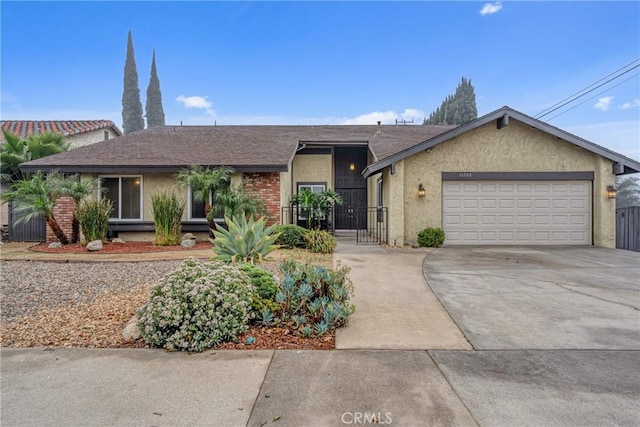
[181,233,197,241]
[86,240,103,251]
[111,238,126,244]
[181,239,196,248]
[48,242,63,249]
[122,316,141,341]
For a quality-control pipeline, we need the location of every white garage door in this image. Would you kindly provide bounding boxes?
[443,181,591,245]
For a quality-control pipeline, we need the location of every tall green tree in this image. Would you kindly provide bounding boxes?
[616,176,640,208]
[122,30,145,134]
[145,50,166,127]
[423,77,477,125]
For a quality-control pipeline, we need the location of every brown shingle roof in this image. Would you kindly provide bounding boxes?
[1,120,122,140]
[19,124,455,174]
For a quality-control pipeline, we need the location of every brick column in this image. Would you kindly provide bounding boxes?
[46,196,75,242]
[242,172,281,225]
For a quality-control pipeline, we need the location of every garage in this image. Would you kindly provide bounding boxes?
[443,180,592,245]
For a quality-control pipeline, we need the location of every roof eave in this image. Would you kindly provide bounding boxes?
[363,106,640,178]
[19,164,289,174]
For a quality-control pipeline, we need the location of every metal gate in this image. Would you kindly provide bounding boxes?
[356,207,388,245]
[616,206,640,252]
[8,202,46,242]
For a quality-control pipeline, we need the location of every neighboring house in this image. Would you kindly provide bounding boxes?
[19,106,640,247]
[1,120,123,240]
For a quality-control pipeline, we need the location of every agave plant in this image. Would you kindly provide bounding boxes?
[210,215,281,264]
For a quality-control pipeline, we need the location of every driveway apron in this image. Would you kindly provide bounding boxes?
[334,238,470,350]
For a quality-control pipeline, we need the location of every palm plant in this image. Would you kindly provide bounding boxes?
[0,171,69,244]
[1,131,69,184]
[291,189,343,229]
[54,174,100,243]
[210,185,266,223]
[174,165,233,226]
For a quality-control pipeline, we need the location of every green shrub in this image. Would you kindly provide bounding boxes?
[238,263,281,318]
[76,199,112,244]
[305,229,336,253]
[137,259,254,352]
[274,224,308,249]
[271,259,355,337]
[211,215,280,263]
[417,227,445,248]
[152,191,185,246]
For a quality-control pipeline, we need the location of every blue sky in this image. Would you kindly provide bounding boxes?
[1,1,639,160]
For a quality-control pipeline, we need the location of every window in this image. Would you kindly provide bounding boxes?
[296,182,326,221]
[297,183,326,194]
[100,176,142,220]
[103,130,109,141]
[187,187,224,221]
[377,177,383,207]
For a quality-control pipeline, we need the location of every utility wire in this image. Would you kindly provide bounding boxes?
[545,72,640,122]
[536,61,640,120]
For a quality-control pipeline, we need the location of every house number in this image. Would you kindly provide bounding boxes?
[458,172,473,178]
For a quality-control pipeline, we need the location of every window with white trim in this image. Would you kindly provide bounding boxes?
[377,177,383,207]
[187,187,225,221]
[99,176,142,220]
[297,183,326,194]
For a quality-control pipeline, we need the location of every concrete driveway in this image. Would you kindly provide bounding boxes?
[424,246,640,350]
[424,246,640,426]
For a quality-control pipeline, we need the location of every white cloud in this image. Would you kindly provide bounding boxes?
[176,95,212,109]
[342,108,425,125]
[594,96,614,111]
[619,98,640,110]
[175,94,216,120]
[480,2,503,15]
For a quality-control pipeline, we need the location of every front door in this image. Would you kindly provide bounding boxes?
[335,188,367,229]
[334,146,368,230]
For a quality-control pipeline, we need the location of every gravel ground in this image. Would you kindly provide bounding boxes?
[1,260,183,320]
[0,260,183,347]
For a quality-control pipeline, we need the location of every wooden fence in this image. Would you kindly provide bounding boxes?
[616,206,640,252]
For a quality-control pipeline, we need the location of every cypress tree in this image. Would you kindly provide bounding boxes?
[145,50,166,127]
[122,30,145,134]
[424,77,478,125]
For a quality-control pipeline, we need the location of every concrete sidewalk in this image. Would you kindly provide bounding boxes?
[334,238,471,350]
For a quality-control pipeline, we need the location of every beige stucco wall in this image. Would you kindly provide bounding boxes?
[387,120,616,247]
[68,128,120,149]
[291,154,333,191]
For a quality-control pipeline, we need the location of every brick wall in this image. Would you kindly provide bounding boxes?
[242,172,280,224]
[46,196,75,242]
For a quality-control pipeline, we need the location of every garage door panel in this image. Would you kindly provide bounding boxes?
[443,180,591,245]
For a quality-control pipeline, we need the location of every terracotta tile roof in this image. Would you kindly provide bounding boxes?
[19,124,454,174]
[1,120,122,140]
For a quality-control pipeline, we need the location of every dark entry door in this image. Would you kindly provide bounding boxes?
[335,188,367,229]
[334,146,368,230]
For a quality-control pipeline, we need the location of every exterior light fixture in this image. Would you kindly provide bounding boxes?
[418,183,426,198]
[349,163,356,171]
[606,185,617,199]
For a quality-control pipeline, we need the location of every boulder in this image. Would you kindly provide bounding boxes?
[181,239,196,248]
[48,242,63,249]
[122,316,141,341]
[181,233,197,241]
[111,238,126,244]
[86,240,103,251]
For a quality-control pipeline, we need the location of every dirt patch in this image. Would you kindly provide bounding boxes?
[30,241,213,254]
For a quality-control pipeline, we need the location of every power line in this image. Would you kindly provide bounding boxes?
[535,58,640,120]
[545,72,640,122]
